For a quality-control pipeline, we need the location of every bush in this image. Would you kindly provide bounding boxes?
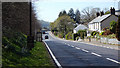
[110,20,117,33]
[76,36,79,40]
[77,30,87,39]
[91,31,99,37]
[100,31,105,36]
[72,33,78,40]
[53,31,58,36]
[103,29,112,35]
[103,27,109,31]
[58,33,64,38]
[65,32,72,40]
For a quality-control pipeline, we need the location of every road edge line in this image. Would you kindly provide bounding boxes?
[43,41,62,68]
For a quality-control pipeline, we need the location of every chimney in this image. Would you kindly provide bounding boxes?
[96,12,100,17]
[110,7,115,15]
[100,11,104,16]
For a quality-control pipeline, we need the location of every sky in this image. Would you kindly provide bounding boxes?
[33,0,120,22]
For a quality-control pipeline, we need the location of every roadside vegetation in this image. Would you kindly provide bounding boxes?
[2,2,55,67]
[2,34,55,67]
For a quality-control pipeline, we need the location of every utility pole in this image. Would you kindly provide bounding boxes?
[27,0,34,50]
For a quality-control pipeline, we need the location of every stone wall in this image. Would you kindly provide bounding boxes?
[100,37,120,45]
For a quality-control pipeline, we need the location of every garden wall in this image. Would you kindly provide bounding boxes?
[100,37,120,45]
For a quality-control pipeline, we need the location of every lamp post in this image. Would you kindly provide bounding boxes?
[27,0,34,50]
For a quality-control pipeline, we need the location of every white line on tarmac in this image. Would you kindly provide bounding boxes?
[43,41,62,68]
[106,58,120,64]
[91,52,102,57]
[71,46,74,47]
[68,44,70,46]
[75,47,80,49]
[82,49,89,53]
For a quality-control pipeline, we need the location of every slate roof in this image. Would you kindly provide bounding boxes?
[89,14,111,24]
[74,24,88,31]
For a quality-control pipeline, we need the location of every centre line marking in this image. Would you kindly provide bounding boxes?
[82,49,89,53]
[75,47,80,49]
[71,46,74,47]
[106,58,120,64]
[91,52,102,57]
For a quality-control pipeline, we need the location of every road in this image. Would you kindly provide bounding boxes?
[42,31,120,68]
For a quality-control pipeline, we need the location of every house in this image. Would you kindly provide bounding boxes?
[115,10,120,15]
[73,24,88,33]
[88,7,118,32]
[115,1,120,15]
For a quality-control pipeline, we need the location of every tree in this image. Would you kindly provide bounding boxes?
[75,9,81,24]
[105,11,110,15]
[59,11,63,17]
[58,10,67,17]
[116,16,120,41]
[52,14,75,34]
[81,7,100,22]
[68,8,75,19]
[110,20,117,33]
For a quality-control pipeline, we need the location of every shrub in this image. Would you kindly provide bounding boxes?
[103,29,112,35]
[53,31,58,36]
[76,36,79,40]
[77,30,87,39]
[110,20,117,33]
[100,31,105,36]
[58,33,64,38]
[77,30,87,36]
[103,27,109,31]
[65,32,72,40]
[91,31,99,36]
[72,33,78,40]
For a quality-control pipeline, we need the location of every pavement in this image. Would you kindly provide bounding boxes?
[42,31,120,68]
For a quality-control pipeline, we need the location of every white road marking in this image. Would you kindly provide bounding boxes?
[106,58,120,64]
[82,49,89,53]
[68,44,70,46]
[75,47,80,49]
[91,52,102,57]
[43,41,62,68]
[71,46,74,47]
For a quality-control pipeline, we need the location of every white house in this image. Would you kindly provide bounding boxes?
[73,24,88,33]
[88,8,118,33]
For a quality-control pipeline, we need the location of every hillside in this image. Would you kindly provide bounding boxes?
[39,20,50,29]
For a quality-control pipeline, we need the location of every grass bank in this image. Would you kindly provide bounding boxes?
[2,32,55,67]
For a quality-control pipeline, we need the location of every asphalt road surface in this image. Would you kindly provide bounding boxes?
[42,31,120,68]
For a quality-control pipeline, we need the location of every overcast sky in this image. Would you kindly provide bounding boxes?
[33,0,119,22]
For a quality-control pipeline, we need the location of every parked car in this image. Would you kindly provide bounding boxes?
[45,35,49,39]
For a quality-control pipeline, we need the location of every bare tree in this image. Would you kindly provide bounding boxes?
[81,7,100,22]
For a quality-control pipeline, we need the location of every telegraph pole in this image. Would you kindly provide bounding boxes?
[27,0,34,50]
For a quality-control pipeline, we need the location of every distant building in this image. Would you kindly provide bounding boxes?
[118,1,120,10]
[115,1,120,15]
[73,24,88,33]
[88,8,118,32]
